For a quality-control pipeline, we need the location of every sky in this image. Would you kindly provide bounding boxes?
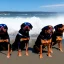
[0,0,64,12]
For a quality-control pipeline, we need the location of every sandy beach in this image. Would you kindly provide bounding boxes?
[0,34,64,64]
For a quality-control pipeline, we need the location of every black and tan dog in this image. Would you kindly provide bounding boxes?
[33,25,53,58]
[12,22,33,56]
[0,24,11,58]
[51,24,64,52]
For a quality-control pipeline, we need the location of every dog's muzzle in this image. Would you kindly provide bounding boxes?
[23,26,30,31]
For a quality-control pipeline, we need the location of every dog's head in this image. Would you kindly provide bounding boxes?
[54,24,64,33]
[42,25,53,35]
[21,22,33,31]
[0,24,8,34]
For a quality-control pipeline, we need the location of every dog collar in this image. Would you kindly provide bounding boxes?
[18,32,23,36]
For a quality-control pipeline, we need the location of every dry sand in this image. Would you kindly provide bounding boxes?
[0,34,64,64]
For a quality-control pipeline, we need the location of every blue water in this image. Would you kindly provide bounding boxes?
[0,12,60,17]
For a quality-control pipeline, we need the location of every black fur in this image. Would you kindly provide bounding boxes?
[52,24,64,46]
[0,24,11,51]
[33,25,53,53]
[12,22,33,50]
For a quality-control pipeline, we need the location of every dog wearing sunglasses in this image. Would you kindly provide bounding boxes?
[33,25,53,58]
[51,24,64,52]
[12,22,33,56]
[0,24,11,58]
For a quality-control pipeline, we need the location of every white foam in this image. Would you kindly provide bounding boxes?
[0,16,64,35]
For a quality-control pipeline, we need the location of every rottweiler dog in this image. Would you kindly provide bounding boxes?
[52,24,64,52]
[0,24,11,58]
[33,25,53,58]
[12,22,33,56]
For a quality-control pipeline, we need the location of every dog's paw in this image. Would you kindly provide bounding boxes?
[7,55,10,58]
[48,55,52,57]
[39,54,43,59]
[26,52,29,56]
[60,49,63,52]
[50,50,53,53]
[47,54,52,57]
[18,54,22,57]
[18,52,22,57]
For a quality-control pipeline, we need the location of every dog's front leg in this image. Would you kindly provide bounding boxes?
[50,42,53,53]
[39,45,43,58]
[58,41,63,52]
[18,43,22,57]
[47,44,52,57]
[25,43,29,56]
[18,49,22,57]
[7,44,11,58]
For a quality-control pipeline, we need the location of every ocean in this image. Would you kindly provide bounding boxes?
[0,12,64,37]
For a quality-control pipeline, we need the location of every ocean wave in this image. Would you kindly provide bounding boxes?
[0,16,64,35]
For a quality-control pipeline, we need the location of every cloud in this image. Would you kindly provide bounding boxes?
[40,4,64,8]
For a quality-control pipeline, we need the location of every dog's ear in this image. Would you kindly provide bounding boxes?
[4,26,8,30]
[29,24,33,29]
[45,30,48,33]
[21,23,25,29]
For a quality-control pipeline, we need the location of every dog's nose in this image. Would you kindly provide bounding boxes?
[24,26,30,30]
[25,26,29,29]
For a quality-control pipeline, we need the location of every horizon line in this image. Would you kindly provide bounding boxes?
[0,11,62,13]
